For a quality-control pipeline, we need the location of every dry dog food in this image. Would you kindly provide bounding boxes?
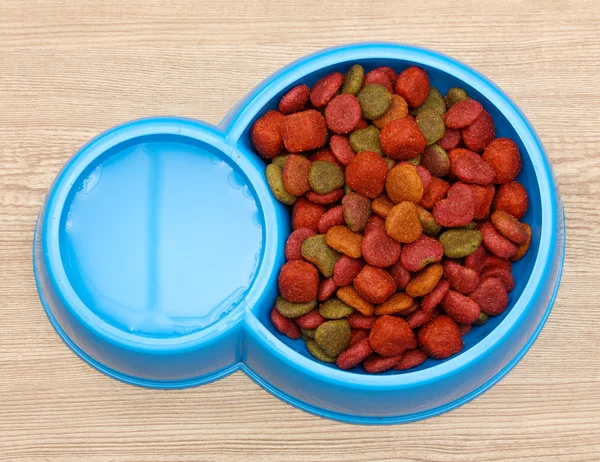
[251,63,533,372]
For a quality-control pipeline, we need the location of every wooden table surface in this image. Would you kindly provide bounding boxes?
[1,1,599,460]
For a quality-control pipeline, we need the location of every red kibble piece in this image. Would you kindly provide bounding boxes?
[354,265,396,304]
[479,221,518,259]
[278,260,319,303]
[407,307,441,329]
[394,348,428,370]
[481,267,515,292]
[354,118,370,130]
[470,277,509,316]
[271,308,301,339]
[330,135,356,166]
[305,189,344,205]
[419,177,451,210]
[361,227,402,268]
[285,227,317,261]
[379,117,427,160]
[394,66,430,108]
[462,110,495,152]
[373,66,397,83]
[325,94,362,134]
[418,315,463,359]
[278,84,310,115]
[310,72,344,108]
[345,150,389,198]
[465,245,487,274]
[369,315,417,356]
[451,149,496,185]
[348,312,376,330]
[441,290,481,324]
[292,197,326,232]
[318,206,345,234]
[280,110,327,153]
[443,260,480,295]
[415,165,432,192]
[470,184,496,220]
[295,309,326,329]
[433,182,475,227]
[459,324,472,336]
[318,278,338,302]
[350,329,369,347]
[438,128,461,151]
[363,354,403,373]
[250,110,285,159]
[482,138,522,184]
[491,210,528,244]
[483,255,512,272]
[309,148,344,168]
[389,260,411,290]
[282,154,312,196]
[400,235,444,272]
[364,69,394,93]
[421,279,450,313]
[364,215,386,235]
[336,338,373,370]
[493,181,529,220]
[333,255,365,287]
[444,99,483,129]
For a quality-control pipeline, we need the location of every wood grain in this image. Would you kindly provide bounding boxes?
[0,0,599,460]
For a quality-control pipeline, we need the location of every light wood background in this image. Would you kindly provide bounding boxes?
[1,1,599,460]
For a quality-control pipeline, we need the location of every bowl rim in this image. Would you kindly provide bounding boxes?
[228,42,562,387]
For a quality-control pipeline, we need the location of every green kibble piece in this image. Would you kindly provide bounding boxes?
[416,206,442,236]
[271,154,290,170]
[357,84,392,120]
[416,108,446,146]
[319,297,355,319]
[475,312,489,326]
[342,64,364,95]
[315,319,351,357]
[301,235,341,277]
[439,229,483,258]
[275,296,316,319]
[265,164,296,205]
[349,125,382,155]
[309,160,345,194]
[301,328,316,340]
[421,144,450,177]
[344,184,353,195]
[408,155,421,166]
[306,338,337,363]
[462,222,478,230]
[444,87,469,109]
[414,87,446,116]
[383,156,395,170]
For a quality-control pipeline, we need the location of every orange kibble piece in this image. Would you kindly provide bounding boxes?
[325,225,363,259]
[406,263,443,297]
[385,202,423,243]
[386,163,424,204]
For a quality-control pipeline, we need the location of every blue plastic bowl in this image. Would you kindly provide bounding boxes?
[34,43,565,424]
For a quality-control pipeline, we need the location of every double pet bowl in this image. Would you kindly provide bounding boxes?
[34,43,565,424]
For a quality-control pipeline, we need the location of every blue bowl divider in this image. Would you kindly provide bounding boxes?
[34,43,565,424]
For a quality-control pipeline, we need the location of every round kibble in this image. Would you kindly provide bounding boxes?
[275,296,317,318]
[315,319,351,357]
[319,297,355,319]
[416,108,446,145]
[341,64,364,95]
[357,84,392,120]
[349,125,382,155]
[309,160,345,194]
[439,229,483,258]
[266,163,297,205]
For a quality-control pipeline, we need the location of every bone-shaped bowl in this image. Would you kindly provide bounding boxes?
[34,43,565,424]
